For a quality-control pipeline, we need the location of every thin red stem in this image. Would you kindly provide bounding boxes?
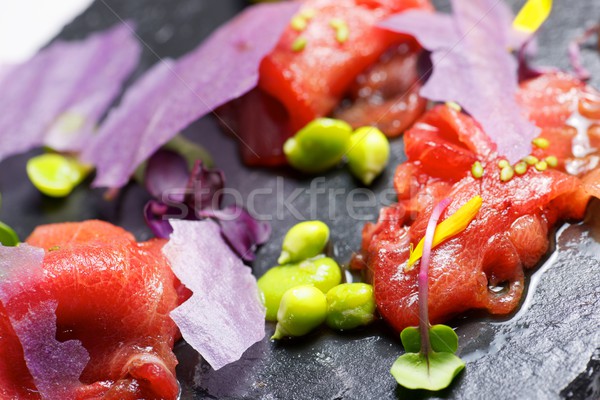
[419,198,451,358]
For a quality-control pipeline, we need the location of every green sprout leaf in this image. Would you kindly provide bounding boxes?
[390,351,465,391]
[400,326,421,353]
[393,324,464,391]
[430,324,459,353]
[400,324,459,353]
[0,221,19,246]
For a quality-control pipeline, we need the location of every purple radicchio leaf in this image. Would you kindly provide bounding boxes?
[163,220,266,370]
[0,244,89,400]
[379,0,538,163]
[185,160,225,213]
[84,2,301,188]
[199,205,271,262]
[0,23,140,160]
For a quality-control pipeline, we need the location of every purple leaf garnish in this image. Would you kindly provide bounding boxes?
[200,205,272,262]
[185,160,226,212]
[163,220,266,370]
[0,244,90,399]
[144,200,175,239]
[0,24,140,161]
[380,0,539,163]
[84,2,301,189]
[145,149,190,202]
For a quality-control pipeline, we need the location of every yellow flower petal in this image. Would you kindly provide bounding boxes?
[513,0,552,34]
[406,195,482,270]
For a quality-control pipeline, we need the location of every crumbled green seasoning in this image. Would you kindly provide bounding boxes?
[497,159,510,169]
[545,155,558,167]
[532,137,550,149]
[500,165,514,182]
[329,18,349,43]
[291,36,308,52]
[514,161,528,175]
[523,155,539,166]
[290,15,308,31]
[535,160,548,171]
[471,161,484,179]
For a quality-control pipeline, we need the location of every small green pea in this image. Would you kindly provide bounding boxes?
[258,256,342,321]
[278,220,329,264]
[326,283,376,330]
[283,118,352,173]
[346,126,390,185]
[272,285,327,340]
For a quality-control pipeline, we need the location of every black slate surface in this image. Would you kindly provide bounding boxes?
[0,1,599,399]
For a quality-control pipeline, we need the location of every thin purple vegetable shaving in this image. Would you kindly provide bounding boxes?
[84,2,301,188]
[418,198,451,356]
[0,24,140,160]
[379,0,538,163]
[0,245,89,400]
[163,220,266,370]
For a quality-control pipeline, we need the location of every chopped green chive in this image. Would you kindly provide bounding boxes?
[497,159,510,169]
[329,18,349,43]
[514,161,528,175]
[292,36,308,52]
[523,155,539,166]
[300,8,316,20]
[532,137,550,149]
[471,161,484,178]
[545,155,558,167]
[290,15,308,31]
[535,160,548,171]
[26,153,92,198]
[500,165,514,182]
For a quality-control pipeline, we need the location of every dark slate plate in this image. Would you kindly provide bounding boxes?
[0,1,599,399]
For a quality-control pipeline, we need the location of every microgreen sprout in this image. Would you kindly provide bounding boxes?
[329,18,349,43]
[391,198,466,391]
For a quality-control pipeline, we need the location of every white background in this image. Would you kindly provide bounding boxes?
[0,0,94,64]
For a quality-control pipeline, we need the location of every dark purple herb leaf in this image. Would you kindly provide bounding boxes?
[185,160,226,212]
[144,200,175,239]
[200,205,271,262]
[145,149,190,202]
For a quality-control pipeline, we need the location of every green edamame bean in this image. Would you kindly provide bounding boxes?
[346,127,390,185]
[26,153,91,197]
[278,221,329,264]
[272,285,327,340]
[258,256,342,321]
[283,118,352,173]
[326,283,376,330]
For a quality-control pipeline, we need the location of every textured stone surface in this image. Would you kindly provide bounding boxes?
[0,1,599,399]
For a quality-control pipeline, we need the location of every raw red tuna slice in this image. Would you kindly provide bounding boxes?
[359,103,587,332]
[0,220,181,399]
